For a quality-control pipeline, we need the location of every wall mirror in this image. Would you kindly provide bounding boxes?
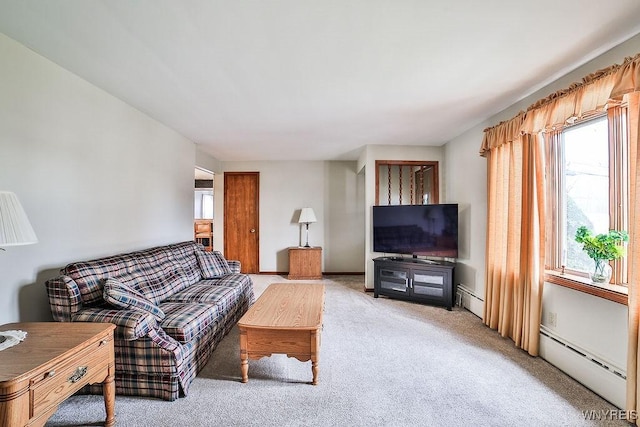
[375,160,438,205]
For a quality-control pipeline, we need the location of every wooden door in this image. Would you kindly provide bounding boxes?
[224,172,259,273]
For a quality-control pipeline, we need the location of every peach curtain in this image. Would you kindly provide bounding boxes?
[626,91,640,421]
[483,122,545,355]
[481,53,640,361]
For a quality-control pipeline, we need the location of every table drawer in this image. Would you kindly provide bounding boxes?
[31,336,112,417]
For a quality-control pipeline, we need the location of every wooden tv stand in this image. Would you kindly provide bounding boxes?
[373,257,456,310]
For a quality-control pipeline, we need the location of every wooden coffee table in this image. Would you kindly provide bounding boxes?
[0,322,116,427]
[238,283,325,384]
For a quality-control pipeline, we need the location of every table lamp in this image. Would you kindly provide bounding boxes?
[0,191,38,345]
[0,191,38,249]
[298,207,317,248]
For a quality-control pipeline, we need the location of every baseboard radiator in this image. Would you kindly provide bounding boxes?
[455,287,626,408]
[539,325,626,409]
[456,284,484,318]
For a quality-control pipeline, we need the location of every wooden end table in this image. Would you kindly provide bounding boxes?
[238,283,325,384]
[0,322,116,427]
[288,247,322,280]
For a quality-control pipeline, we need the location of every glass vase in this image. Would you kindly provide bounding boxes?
[590,259,612,284]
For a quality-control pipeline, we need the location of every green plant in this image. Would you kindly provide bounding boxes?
[574,226,629,262]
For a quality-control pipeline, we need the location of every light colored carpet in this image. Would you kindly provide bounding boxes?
[46,275,626,426]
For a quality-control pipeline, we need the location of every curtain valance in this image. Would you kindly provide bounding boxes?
[480,52,640,156]
[611,53,640,99]
[479,112,525,157]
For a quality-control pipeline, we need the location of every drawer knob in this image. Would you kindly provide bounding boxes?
[46,370,55,378]
[68,366,88,383]
[99,339,109,346]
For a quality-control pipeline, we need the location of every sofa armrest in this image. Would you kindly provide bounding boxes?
[45,275,83,322]
[227,260,241,274]
[72,307,158,341]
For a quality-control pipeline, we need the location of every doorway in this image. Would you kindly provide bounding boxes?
[194,168,214,251]
[375,160,439,205]
[224,172,259,273]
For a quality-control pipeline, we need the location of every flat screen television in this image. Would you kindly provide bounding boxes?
[373,204,458,258]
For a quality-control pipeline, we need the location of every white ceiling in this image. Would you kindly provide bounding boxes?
[1,1,640,161]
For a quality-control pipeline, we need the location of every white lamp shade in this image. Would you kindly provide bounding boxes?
[0,192,38,247]
[298,207,317,224]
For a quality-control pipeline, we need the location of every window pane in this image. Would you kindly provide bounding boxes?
[563,116,609,272]
[202,194,214,219]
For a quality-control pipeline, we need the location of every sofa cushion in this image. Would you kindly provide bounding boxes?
[134,270,184,305]
[63,254,141,306]
[227,260,241,273]
[159,302,219,343]
[165,283,245,316]
[103,278,165,321]
[73,307,157,341]
[196,251,232,278]
[200,274,254,296]
[62,241,203,306]
[134,244,202,302]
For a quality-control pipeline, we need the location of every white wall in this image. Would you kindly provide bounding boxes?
[0,34,196,324]
[214,160,365,273]
[323,161,366,272]
[444,132,487,307]
[541,283,628,368]
[444,33,640,403]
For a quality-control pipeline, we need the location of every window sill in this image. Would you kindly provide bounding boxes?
[544,270,628,305]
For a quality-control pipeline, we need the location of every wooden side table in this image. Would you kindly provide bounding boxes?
[288,246,322,280]
[0,322,116,427]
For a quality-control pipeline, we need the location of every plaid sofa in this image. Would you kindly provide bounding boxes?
[45,241,254,401]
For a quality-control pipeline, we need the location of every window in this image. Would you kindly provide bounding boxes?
[202,193,214,219]
[546,105,629,285]
[563,117,609,272]
[194,190,214,219]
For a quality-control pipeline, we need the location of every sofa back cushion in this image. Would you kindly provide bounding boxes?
[63,241,202,306]
[103,278,166,321]
[196,251,232,278]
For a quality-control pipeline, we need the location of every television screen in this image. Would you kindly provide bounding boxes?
[373,204,458,258]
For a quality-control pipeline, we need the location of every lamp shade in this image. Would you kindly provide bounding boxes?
[0,192,38,247]
[298,207,317,224]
